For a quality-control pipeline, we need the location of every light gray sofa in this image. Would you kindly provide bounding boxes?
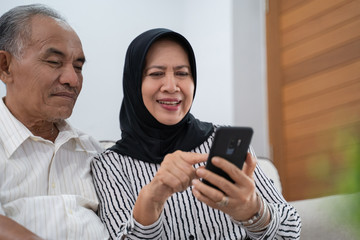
[258,158,360,240]
[290,192,360,240]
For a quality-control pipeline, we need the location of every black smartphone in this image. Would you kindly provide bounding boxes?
[202,126,253,190]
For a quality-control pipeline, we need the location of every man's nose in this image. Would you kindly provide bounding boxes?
[59,64,80,87]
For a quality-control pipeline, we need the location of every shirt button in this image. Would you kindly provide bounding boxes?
[189,234,194,240]
[69,209,73,214]
[51,182,55,188]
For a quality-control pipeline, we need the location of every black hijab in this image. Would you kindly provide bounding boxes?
[110,28,214,164]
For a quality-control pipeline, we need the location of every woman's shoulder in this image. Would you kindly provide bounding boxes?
[94,149,124,163]
[92,150,138,173]
[213,124,230,130]
[95,149,150,166]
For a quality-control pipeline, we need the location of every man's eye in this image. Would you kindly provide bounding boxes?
[74,65,83,72]
[46,60,61,66]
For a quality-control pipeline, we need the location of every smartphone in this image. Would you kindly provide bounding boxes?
[202,126,253,190]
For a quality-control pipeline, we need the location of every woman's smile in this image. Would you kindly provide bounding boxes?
[157,98,182,111]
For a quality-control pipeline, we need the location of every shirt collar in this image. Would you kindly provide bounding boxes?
[0,98,32,158]
[0,98,91,158]
[54,120,88,152]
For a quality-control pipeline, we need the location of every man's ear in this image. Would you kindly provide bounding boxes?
[0,50,13,84]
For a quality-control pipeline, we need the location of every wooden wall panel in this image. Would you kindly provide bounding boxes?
[283,59,360,103]
[286,145,356,180]
[282,17,360,66]
[285,123,360,160]
[284,101,360,140]
[267,0,360,201]
[285,145,358,199]
[283,80,360,122]
[266,0,288,193]
[280,0,348,30]
[283,38,360,83]
[280,0,308,13]
[282,0,360,47]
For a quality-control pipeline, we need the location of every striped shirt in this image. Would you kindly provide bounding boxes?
[0,99,109,240]
[92,130,301,239]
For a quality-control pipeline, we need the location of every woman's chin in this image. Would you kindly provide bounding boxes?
[156,116,182,126]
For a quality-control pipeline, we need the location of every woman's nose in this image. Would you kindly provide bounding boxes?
[161,72,179,92]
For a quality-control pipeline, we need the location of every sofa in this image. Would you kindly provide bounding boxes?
[257,158,360,240]
[100,141,359,239]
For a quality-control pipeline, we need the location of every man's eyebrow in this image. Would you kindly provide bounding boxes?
[44,48,86,63]
[44,48,65,58]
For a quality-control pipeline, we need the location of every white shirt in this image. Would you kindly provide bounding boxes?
[0,98,109,240]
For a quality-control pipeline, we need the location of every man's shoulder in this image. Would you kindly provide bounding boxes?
[63,121,104,153]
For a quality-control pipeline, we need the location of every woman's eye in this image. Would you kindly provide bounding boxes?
[149,72,165,77]
[176,71,190,77]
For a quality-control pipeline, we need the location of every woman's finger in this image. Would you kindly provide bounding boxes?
[192,179,228,209]
[195,163,243,197]
[210,157,252,184]
[242,153,257,177]
[156,151,207,193]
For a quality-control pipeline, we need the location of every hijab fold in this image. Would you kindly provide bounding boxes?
[110,28,213,164]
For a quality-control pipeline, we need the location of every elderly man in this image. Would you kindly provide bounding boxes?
[0,4,109,239]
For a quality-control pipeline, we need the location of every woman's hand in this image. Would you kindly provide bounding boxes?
[133,151,207,225]
[150,151,207,202]
[192,153,259,221]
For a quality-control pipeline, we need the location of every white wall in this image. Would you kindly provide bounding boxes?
[233,0,269,158]
[0,0,269,158]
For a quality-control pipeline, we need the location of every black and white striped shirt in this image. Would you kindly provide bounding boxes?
[92,132,301,239]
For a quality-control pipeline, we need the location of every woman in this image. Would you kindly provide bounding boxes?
[92,28,301,239]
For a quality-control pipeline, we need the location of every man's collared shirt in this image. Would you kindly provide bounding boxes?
[0,98,109,239]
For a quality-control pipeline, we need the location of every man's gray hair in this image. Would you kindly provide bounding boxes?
[0,4,67,58]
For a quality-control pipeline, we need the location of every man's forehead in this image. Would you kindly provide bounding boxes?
[43,47,86,63]
[30,15,71,36]
[29,15,84,59]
